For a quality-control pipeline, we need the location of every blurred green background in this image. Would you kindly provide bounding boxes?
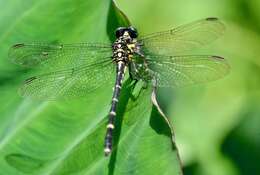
[1,0,260,174]
[117,0,260,175]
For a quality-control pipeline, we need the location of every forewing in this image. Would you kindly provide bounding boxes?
[139,18,225,55]
[146,55,230,87]
[19,59,115,99]
[9,43,113,70]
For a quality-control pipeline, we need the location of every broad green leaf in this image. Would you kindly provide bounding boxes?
[0,0,182,175]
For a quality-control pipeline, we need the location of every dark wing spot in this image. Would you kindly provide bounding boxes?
[211,55,224,60]
[206,17,218,21]
[25,76,37,83]
[12,43,25,48]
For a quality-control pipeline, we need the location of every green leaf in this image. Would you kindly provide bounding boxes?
[5,154,47,173]
[0,0,182,174]
[107,1,131,41]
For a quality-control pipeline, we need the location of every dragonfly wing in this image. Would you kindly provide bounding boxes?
[19,59,115,99]
[139,18,225,55]
[146,55,230,87]
[9,43,112,70]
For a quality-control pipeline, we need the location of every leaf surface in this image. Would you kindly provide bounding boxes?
[0,0,182,174]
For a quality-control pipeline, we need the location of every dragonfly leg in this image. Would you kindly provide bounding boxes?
[128,65,134,80]
[128,62,140,81]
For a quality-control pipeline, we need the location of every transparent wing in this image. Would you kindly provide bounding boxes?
[146,55,230,87]
[139,18,225,55]
[8,43,113,70]
[19,59,115,99]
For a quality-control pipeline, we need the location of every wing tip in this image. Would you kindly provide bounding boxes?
[18,76,37,97]
[8,43,26,63]
[205,17,225,30]
[211,55,224,60]
[25,76,38,83]
[211,56,231,75]
[206,17,219,21]
[12,43,25,48]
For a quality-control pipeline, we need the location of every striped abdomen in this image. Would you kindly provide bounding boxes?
[104,61,126,156]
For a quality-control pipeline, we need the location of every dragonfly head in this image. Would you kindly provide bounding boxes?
[115,26,138,39]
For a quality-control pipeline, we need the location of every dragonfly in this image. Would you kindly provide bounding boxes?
[9,17,230,156]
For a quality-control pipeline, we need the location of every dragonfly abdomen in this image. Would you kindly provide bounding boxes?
[104,61,126,156]
[104,28,138,156]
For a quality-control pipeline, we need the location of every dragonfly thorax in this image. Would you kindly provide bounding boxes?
[112,31,136,63]
[112,27,138,63]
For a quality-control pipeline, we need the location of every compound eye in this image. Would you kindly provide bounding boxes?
[128,26,138,38]
[115,27,127,38]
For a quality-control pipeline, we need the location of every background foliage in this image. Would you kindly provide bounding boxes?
[117,0,260,175]
[1,0,260,175]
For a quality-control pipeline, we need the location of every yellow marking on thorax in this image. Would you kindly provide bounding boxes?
[127,43,135,61]
[127,43,135,52]
[128,53,133,61]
